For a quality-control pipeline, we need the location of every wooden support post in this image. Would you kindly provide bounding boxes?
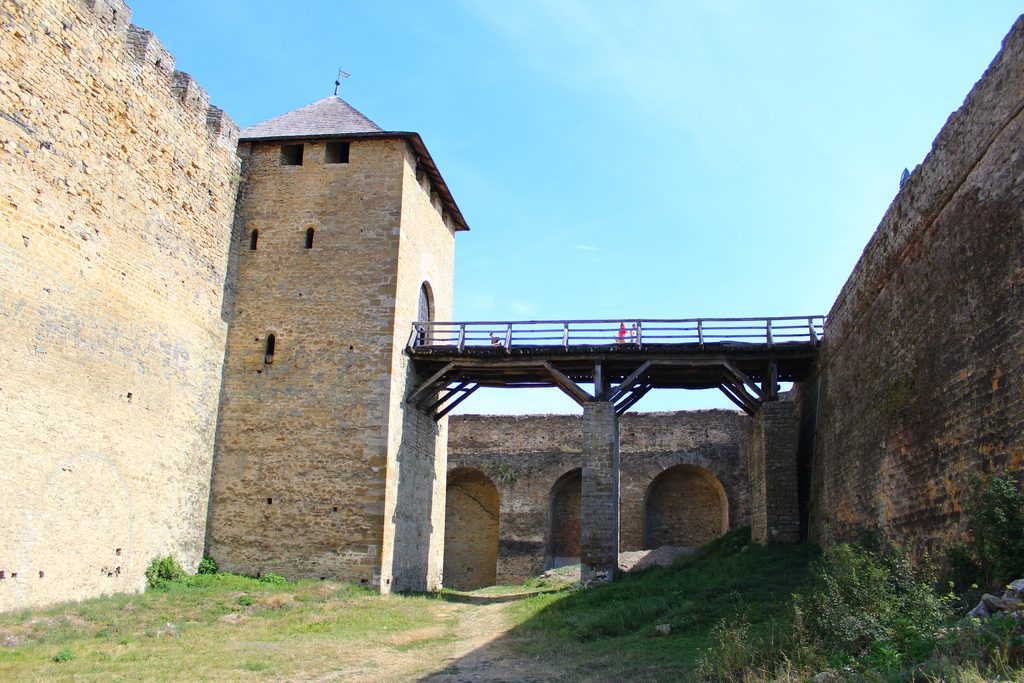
[594,360,605,400]
[697,319,704,347]
[457,324,465,352]
[406,362,456,406]
[543,362,594,406]
[504,323,512,352]
[563,322,569,349]
[766,319,773,347]
[435,384,479,420]
[606,361,652,404]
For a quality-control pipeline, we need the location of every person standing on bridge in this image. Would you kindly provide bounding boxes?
[630,323,639,343]
[617,322,627,344]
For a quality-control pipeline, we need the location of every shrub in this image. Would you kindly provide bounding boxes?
[793,542,951,662]
[52,647,74,663]
[947,472,1024,590]
[259,572,288,586]
[237,594,253,607]
[144,555,184,589]
[197,556,219,575]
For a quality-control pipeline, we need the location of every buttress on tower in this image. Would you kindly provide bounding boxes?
[207,95,468,593]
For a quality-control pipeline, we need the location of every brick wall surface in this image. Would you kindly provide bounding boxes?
[802,17,1024,552]
[0,0,240,610]
[443,468,499,590]
[447,410,749,584]
[645,466,728,547]
[749,400,800,544]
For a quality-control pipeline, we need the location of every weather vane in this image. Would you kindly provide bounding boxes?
[334,68,350,96]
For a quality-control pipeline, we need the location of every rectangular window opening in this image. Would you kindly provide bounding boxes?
[324,141,350,164]
[280,144,303,166]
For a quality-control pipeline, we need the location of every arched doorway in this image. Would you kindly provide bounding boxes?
[416,282,433,345]
[443,468,499,590]
[644,465,728,549]
[547,468,582,569]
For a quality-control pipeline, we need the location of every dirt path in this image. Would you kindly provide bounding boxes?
[309,598,548,683]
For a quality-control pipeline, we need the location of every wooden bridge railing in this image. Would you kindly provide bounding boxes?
[408,316,826,351]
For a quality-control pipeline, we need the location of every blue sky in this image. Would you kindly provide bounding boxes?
[129,1,1021,414]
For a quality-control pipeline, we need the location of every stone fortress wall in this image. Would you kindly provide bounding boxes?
[445,411,749,588]
[1,0,1022,612]
[0,0,240,610]
[798,16,1024,554]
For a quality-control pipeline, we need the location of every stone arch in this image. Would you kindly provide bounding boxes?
[443,467,499,590]
[547,468,582,569]
[643,464,728,549]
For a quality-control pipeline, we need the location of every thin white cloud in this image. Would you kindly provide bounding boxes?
[469,294,496,311]
[575,243,600,252]
[510,300,538,316]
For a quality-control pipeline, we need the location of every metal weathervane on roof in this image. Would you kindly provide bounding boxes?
[334,68,350,96]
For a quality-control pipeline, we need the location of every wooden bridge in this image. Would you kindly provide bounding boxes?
[406,316,825,418]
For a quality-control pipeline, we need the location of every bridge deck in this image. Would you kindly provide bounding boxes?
[406,317,824,418]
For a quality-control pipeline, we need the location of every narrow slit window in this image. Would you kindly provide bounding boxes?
[264,334,276,364]
[304,228,314,249]
[249,229,258,251]
[280,143,303,166]
[324,141,350,164]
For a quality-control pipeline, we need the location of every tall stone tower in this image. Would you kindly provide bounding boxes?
[207,96,467,592]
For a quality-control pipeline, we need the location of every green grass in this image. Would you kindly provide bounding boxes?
[0,573,456,682]
[504,527,820,680]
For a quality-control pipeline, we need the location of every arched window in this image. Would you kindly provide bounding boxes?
[304,228,314,249]
[416,282,433,346]
[264,334,276,364]
[249,229,259,251]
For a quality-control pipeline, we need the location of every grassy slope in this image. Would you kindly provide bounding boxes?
[505,528,820,681]
[0,529,818,681]
[0,574,455,682]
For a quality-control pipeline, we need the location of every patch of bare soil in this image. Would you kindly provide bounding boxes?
[618,545,693,573]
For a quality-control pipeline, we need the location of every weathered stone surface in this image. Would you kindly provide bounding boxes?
[749,400,800,544]
[447,410,749,583]
[0,0,239,611]
[800,17,1024,553]
[207,135,456,593]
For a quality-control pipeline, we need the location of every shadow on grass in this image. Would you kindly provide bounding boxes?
[419,528,820,682]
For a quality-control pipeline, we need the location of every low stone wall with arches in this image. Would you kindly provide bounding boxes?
[446,411,749,586]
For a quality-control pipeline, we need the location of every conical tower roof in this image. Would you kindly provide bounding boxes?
[240,95,384,140]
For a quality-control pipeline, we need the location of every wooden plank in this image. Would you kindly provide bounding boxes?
[606,360,652,403]
[426,381,470,413]
[435,384,479,420]
[406,362,456,406]
[721,360,763,399]
[717,383,756,415]
[543,362,593,406]
[615,384,651,415]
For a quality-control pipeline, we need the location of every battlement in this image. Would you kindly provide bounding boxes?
[75,0,240,150]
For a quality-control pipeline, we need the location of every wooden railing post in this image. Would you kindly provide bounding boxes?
[563,322,569,349]
[807,317,817,343]
[636,321,643,347]
[766,319,773,347]
[504,323,513,351]
[457,324,466,351]
[697,320,704,347]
